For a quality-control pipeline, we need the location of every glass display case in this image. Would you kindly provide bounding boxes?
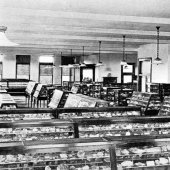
[58,107,141,119]
[2,107,170,169]
[0,119,74,142]
[0,138,115,170]
[128,92,161,115]
[0,109,75,142]
[115,138,170,170]
[158,96,170,116]
[76,116,170,139]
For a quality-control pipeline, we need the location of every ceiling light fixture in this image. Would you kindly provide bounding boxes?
[68,49,74,68]
[96,41,104,66]
[120,35,127,66]
[80,46,86,67]
[59,52,67,68]
[153,26,162,65]
[124,54,129,69]
[72,50,81,68]
[0,26,18,46]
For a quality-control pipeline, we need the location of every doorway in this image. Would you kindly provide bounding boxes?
[80,64,95,82]
[138,58,152,92]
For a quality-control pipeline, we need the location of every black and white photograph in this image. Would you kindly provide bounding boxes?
[0,0,170,169]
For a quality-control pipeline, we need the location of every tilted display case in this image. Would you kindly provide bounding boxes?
[128,92,161,115]
[159,96,170,116]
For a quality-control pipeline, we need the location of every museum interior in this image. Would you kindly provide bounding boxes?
[0,0,170,169]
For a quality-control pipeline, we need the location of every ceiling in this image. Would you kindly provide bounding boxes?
[1,0,170,56]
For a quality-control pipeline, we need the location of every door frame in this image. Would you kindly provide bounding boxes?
[121,63,135,84]
[137,58,152,92]
[80,64,95,82]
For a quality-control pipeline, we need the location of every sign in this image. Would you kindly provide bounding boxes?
[48,90,63,109]
[33,84,43,98]
[25,81,36,95]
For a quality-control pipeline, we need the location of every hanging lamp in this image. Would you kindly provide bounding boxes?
[59,52,66,68]
[120,35,127,66]
[68,49,74,68]
[96,41,104,66]
[0,26,18,46]
[80,46,86,67]
[123,54,129,69]
[72,50,81,68]
[153,26,162,65]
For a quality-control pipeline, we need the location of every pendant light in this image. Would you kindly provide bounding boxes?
[153,26,162,65]
[80,46,86,67]
[124,54,129,69]
[120,35,127,66]
[96,41,104,66]
[59,52,66,68]
[72,50,81,68]
[0,26,18,46]
[68,49,74,68]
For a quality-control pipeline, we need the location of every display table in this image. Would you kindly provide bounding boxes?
[0,93,17,109]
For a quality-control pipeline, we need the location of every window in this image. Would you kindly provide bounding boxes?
[121,63,135,83]
[39,55,54,84]
[16,55,30,79]
[80,64,95,82]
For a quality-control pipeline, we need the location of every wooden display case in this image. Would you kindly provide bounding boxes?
[118,89,133,106]
[103,77,117,87]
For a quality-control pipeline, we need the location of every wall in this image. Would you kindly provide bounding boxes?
[84,53,137,83]
[138,44,170,83]
[0,47,137,84]
[0,48,61,84]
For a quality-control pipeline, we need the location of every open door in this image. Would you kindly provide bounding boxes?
[138,58,152,92]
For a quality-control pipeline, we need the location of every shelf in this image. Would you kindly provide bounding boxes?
[0,156,110,165]
[0,131,74,135]
[0,119,73,128]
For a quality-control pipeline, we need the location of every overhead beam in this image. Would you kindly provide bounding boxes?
[1,7,170,25]
[0,46,137,54]
[8,33,170,44]
[9,25,170,37]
